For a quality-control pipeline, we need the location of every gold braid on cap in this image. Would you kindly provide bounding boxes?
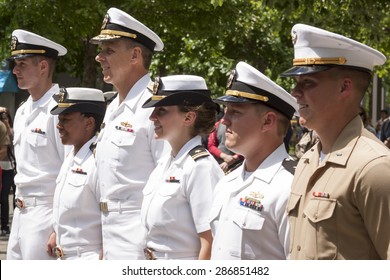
[293,57,347,66]
[57,103,76,108]
[11,49,46,55]
[100,29,137,39]
[226,90,269,102]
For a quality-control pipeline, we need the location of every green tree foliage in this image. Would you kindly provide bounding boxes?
[0,0,389,97]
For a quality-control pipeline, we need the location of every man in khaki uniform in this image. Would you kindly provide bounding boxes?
[281,24,390,259]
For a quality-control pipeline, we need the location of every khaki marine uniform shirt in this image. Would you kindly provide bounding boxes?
[287,116,390,259]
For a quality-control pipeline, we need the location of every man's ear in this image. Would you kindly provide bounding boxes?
[340,79,352,93]
[39,59,49,73]
[130,47,142,61]
[261,111,277,132]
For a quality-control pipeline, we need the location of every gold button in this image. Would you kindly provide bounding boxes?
[297,245,301,251]
[302,213,306,218]
[314,214,318,220]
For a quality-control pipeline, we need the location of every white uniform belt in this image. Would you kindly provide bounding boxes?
[54,244,100,259]
[15,196,53,209]
[144,247,197,260]
[99,200,138,213]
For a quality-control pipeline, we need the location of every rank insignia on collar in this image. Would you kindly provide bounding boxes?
[72,168,87,175]
[165,176,180,183]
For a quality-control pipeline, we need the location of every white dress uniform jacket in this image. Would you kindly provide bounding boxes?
[53,136,102,260]
[141,136,224,259]
[93,74,169,259]
[210,144,293,260]
[7,84,66,260]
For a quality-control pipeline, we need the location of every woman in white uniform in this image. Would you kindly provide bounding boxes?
[141,75,224,260]
[47,87,106,260]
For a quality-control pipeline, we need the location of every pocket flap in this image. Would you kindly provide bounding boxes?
[111,131,135,147]
[286,192,301,215]
[68,173,87,188]
[304,198,336,223]
[232,206,265,230]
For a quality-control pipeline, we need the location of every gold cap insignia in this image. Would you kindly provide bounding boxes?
[226,69,236,89]
[152,76,161,95]
[101,13,109,30]
[11,36,18,51]
[58,87,66,103]
[292,30,298,45]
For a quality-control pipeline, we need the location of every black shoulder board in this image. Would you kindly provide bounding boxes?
[189,145,209,161]
[282,158,297,175]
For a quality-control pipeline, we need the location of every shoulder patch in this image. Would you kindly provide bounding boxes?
[189,145,209,161]
[282,158,297,175]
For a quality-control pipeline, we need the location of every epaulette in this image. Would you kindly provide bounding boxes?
[189,145,209,161]
[282,157,297,175]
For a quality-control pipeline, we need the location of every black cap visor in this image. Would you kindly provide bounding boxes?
[51,102,106,116]
[280,65,331,77]
[214,95,258,105]
[142,91,213,108]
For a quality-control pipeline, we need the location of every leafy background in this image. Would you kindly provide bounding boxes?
[0,0,389,102]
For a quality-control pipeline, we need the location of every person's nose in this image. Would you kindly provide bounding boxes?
[95,52,105,63]
[149,109,158,121]
[12,65,19,75]
[291,85,302,99]
[221,113,230,126]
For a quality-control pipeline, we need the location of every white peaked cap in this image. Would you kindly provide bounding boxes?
[10,29,67,59]
[281,23,386,76]
[90,7,163,51]
[216,61,298,119]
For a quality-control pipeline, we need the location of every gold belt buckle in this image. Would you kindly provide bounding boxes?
[15,198,25,209]
[144,248,156,260]
[99,202,108,212]
[53,246,64,259]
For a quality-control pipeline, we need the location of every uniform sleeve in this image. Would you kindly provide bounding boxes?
[355,156,390,260]
[185,160,223,233]
[274,180,292,259]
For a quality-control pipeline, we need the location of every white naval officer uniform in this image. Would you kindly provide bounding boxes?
[141,136,224,259]
[53,136,102,260]
[210,144,293,260]
[93,74,169,259]
[7,84,67,259]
